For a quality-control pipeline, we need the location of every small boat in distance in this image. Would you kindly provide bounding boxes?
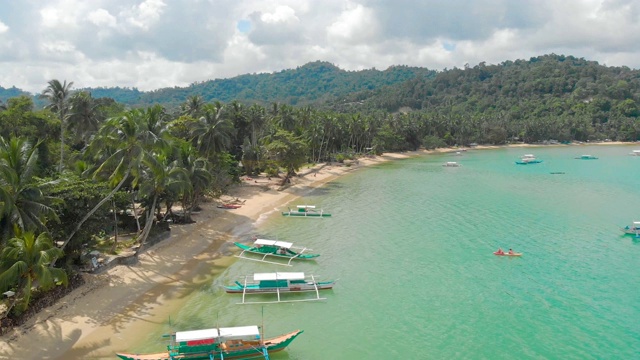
[443,161,461,167]
[494,249,522,257]
[217,203,242,209]
[621,221,640,236]
[282,205,331,217]
[116,325,303,360]
[629,150,640,156]
[575,155,598,160]
[516,154,543,165]
[234,239,320,266]
[225,272,336,304]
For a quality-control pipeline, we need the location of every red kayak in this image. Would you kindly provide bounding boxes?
[494,251,522,257]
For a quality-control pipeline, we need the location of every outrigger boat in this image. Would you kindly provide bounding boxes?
[621,221,640,237]
[516,154,543,165]
[575,154,598,160]
[234,239,319,266]
[282,205,331,217]
[116,325,303,360]
[225,272,336,304]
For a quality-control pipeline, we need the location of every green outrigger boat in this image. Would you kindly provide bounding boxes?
[282,205,331,217]
[116,325,302,360]
[234,239,320,266]
[225,272,336,304]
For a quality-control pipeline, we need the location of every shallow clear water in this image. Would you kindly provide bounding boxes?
[133,145,640,359]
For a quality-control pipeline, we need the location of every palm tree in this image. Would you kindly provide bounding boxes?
[191,102,233,158]
[0,229,68,313]
[0,137,59,240]
[135,153,189,255]
[57,106,170,254]
[176,142,211,221]
[181,95,205,118]
[40,79,74,172]
[67,91,101,146]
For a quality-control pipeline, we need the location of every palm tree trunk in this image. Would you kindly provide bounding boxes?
[131,193,141,233]
[111,199,118,253]
[134,194,158,256]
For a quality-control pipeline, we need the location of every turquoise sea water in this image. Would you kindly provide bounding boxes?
[135,145,640,359]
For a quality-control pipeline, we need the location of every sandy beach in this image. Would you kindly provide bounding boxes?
[0,151,424,359]
[0,141,633,359]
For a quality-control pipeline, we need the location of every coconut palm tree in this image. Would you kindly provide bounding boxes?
[135,153,189,255]
[67,91,102,147]
[40,79,74,172]
[0,137,58,240]
[0,229,68,313]
[181,95,205,118]
[57,106,170,254]
[191,102,234,158]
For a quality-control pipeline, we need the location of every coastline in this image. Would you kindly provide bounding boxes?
[0,151,418,359]
[0,141,635,358]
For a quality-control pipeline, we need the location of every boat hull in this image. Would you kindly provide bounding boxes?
[116,330,302,360]
[515,160,542,164]
[281,212,331,217]
[494,252,522,257]
[225,281,336,294]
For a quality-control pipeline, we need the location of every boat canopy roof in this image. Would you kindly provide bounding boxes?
[175,326,260,342]
[254,272,305,281]
[176,328,219,342]
[254,239,293,248]
[634,221,640,226]
[219,326,260,338]
[523,154,535,157]
[296,205,315,209]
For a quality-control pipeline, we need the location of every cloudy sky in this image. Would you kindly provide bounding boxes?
[1,0,639,94]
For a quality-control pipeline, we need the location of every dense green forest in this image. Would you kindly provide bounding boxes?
[0,54,639,320]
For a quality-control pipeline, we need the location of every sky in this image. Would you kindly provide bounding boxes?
[1,0,639,94]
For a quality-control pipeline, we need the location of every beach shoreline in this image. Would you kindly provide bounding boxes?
[0,141,635,358]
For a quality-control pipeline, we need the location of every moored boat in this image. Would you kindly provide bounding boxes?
[575,155,598,159]
[629,150,640,156]
[516,154,543,164]
[225,272,336,304]
[282,205,331,217]
[234,239,319,266]
[621,221,640,236]
[116,325,303,360]
[442,161,461,167]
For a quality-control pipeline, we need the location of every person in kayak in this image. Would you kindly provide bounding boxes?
[496,248,504,255]
[508,249,514,255]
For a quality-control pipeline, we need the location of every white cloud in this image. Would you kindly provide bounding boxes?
[260,5,298,24]
[88,9,117,28]
[327,4,379,45]
[121,0,166,31]
[1,0,640,94]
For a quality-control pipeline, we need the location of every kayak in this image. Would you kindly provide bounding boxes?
[494,252,522,257]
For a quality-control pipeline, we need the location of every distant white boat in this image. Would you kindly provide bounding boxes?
[443,161,461,167]
[630,150,640,156]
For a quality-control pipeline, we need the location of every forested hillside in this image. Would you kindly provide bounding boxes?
[332,54,640,129]
[80,61,435,108]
